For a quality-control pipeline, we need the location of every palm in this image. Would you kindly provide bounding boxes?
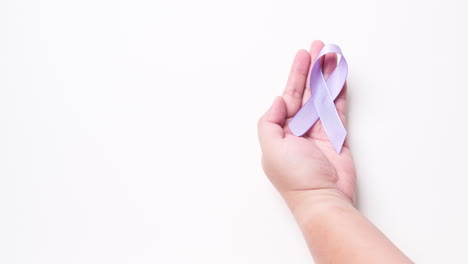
[286,80,355,200]
[282,120,356,202]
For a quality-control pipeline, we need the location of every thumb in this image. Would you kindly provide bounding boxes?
[258,96,287,148]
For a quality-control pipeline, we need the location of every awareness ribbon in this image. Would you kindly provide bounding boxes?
[288,44,348,154]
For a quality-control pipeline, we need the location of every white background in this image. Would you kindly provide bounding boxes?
[1,0,467,263]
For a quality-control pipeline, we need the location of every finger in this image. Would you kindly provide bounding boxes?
[282,49,311,118]
[258,96,287,150]
[302,40,325,105]
[322,53,337,79]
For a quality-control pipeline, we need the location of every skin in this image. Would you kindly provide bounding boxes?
[257,40,413,264]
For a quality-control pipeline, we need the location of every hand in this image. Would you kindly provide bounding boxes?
[258,41,413,264]
[258,40,356,204]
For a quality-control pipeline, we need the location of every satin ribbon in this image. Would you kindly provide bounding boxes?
[288,44,348,154]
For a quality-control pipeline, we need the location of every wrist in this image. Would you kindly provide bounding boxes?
[282,188,355,229]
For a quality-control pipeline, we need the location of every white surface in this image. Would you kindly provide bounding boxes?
[1,0,467,263]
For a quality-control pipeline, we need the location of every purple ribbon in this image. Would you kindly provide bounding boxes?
[288,44,348,154]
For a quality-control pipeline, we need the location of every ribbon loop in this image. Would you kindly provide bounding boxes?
[288,44,348,153]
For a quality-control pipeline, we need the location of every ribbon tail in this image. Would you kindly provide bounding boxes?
[288,99,319,136]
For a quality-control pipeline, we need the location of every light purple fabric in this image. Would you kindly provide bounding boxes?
[288,44,348,154]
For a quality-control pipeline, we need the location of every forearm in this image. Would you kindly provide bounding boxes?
[284,189,413,264]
